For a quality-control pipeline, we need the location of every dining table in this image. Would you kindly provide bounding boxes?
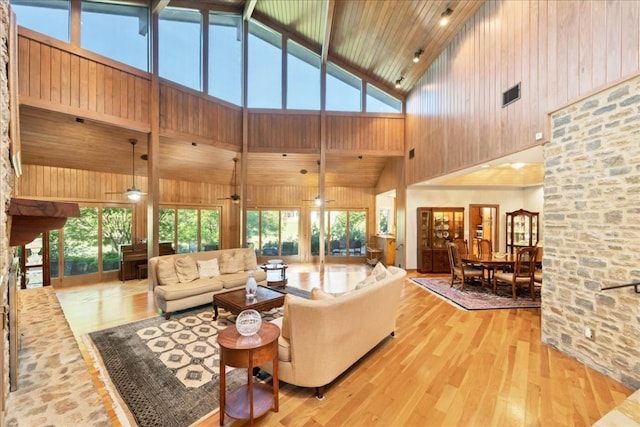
[461,253,517,282]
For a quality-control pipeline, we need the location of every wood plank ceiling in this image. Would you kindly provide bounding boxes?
[19,0,493,190]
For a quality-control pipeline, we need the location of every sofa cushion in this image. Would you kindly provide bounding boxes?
[217,272,251,289]
[175,256,199,283]
[197,258,220,278]
[220,252,245,274]
[157,259,180,286]
[310,287,335,300]
[154,277,224,301]
[280,294,297,339]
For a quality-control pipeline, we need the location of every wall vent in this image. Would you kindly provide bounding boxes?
[409,148,415,159]
[502,82,521,107]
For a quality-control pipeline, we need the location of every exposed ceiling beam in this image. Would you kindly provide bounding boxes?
[151,0,170,15]
[243,0,258,21]
[321,0,335,64]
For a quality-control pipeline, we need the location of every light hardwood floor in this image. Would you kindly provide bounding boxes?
[55,264,632,427]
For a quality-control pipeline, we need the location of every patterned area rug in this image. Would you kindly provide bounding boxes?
[84,305,283,427]
[411,277,541,310]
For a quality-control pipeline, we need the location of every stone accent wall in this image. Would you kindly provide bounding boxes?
[543,74,640,390]
[1,0,14,418]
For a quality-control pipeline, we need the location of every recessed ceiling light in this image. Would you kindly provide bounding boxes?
[511,163,525,170]
[481,164,491,168]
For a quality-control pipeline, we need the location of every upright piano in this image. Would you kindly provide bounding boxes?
[119,242,175,281]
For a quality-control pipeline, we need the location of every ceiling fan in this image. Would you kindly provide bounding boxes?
[218,157,241,204]
[106,138,147,201]
[303,160,334,205]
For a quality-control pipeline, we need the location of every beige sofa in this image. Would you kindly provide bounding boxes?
[148,248,267,319]
[260,265,407,399]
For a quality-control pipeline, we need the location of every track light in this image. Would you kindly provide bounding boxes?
[440,8,453,26]
[395,76,404,88]
[413,49,424,63]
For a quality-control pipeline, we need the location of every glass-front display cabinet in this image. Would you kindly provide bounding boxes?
[505,209,539,254]
[417,207,464,273]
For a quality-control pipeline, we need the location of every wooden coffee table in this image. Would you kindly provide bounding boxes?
[213,286,285,320]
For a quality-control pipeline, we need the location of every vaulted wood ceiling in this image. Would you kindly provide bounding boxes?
[20,0,537,192]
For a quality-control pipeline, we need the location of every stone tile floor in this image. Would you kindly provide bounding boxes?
[6,286,110,427]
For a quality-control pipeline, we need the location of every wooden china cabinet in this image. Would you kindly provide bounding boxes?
[417,207,464,273]
[505,209,539,254]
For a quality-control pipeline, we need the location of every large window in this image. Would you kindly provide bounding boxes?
[81,1,149,71]
[208,13,242,105]
[159,7,202,90]
[63,207,99,276]
[287,40,320,110]
[101,207,132,271]
[366,83,402,113]
[247,209,299,257]
[326,63,361,112]
[11,0,70,42]
[313,209,366,257]
[160,207,221,253]
[248,21,282,108]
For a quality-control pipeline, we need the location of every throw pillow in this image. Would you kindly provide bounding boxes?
[197,258,220,278]
[241,249,258,271]
[175,256,199,283]
[157,259,179,286]
[220,252,245,274]
[371,262,389,281]
[310,287,335,300]
[355,274,377,289]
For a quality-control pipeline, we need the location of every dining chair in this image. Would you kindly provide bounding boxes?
[477,239,499,280]
[492,246,537,300]
[447,242,484,291]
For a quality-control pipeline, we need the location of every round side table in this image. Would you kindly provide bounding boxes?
[260,262,288,286]
[217,322,280,426]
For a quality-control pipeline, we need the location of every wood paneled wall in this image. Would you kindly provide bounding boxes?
[17,30,151,131]
[160,82,243,150]
[248,111,320,153]
[326,114,404,155]
[405,0,640,185]
[17,165,376,249]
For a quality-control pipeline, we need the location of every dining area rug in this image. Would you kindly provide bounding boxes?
[411,277,541,310]
[84,305,283,427]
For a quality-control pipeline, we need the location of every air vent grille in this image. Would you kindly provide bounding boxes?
[502,83,521,107]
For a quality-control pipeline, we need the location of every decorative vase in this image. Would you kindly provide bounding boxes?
[236,309,262,336]
[245,270,258,298]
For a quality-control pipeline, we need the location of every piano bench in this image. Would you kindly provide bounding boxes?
[137,264,148,280]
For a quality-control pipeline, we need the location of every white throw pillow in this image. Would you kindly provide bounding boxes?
[197,258,220,278]
[371,262,389,281]
[355,274,376,289]
[157,260,179,286]
[175,256,199,283]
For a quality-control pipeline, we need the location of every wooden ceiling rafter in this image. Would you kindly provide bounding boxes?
[321,0,335,65]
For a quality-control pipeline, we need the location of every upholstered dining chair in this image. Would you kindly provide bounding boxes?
[447,242,484,291]
[477,239,498,280]
[493,246,537,300]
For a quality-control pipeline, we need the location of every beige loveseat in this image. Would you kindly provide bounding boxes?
[260,265,407,399]
[148,248,267,319]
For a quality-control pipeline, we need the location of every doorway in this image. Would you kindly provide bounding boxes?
[18,232,51,288]
[468,204,499,255]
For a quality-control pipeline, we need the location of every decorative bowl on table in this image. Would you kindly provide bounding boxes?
[268,259,283,265]
[236,309,262,336]
[493,252,507,259]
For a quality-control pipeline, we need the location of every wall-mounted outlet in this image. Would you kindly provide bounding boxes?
[535,132,543,141]
[585,326,594,340]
